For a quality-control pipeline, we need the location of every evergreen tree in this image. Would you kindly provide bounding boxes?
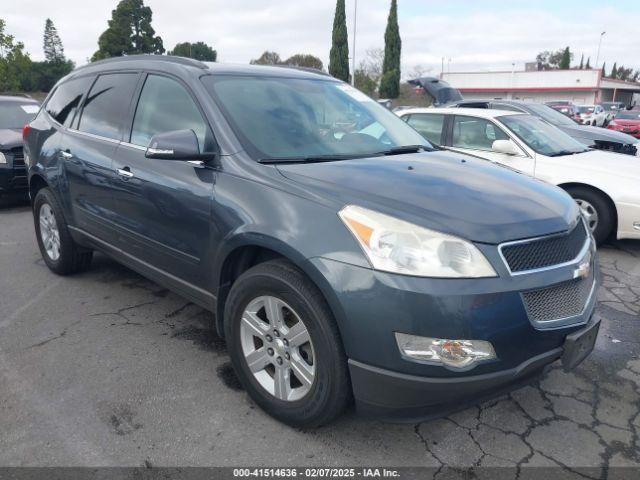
[610,62,617,79]
[578,54,584,69]
[92,0,164,61]
[559,46,571,69]
[585,57,591,69]
[43,19,65,62]
[328,0,349,82]
[601,62,606,78]
[170,42,216,61]
[379,0,401,98]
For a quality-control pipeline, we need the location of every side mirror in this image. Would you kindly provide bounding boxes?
[492,139,519,156]
[145,129,215,161]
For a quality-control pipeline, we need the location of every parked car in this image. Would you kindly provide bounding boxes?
[607,110,640,139]
[600,101,626,124]
[545,101,580,121]
[24,55,600,426]
[575,104,606,127]
[446,99,640,156]
[398,107,640,244]
[0,95,40,200]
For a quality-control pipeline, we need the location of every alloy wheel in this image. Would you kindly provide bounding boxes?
[576,199,599,232]
[239,295,316,402]
[39,203,61,261]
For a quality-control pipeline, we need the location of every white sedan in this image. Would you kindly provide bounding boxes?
[397,107,640,244]
[576,104,607,127]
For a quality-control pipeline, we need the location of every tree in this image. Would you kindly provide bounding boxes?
[536,49,566,70]
[92,0,164,61]
[379,0,401,99]
[353,48,383,96]
[0,19,33,92]
[283,54,323,71]
[585,57,591,69]
[559,46,571,69]
[328,0,349,82]
[250,51,282,65]
[578,54,584,69]
[43,18,65,62]
[170,41,217,61]
[610,62,617,79]
[601,62,606,78]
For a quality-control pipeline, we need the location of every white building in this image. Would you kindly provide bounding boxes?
[441,69,640,106]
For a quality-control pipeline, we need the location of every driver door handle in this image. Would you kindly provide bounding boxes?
[117,167,134,179]
[60,150,73,159]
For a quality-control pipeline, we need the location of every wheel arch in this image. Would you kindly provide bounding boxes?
[558,182,618,231]
[29,173,48,205]
[214,235,347,342]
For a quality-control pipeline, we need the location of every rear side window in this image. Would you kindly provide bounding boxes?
[130,75,210,150]
[405,113,445,145]
[45,76,93,127]
[78,73,138,140]
[452,115,509,151]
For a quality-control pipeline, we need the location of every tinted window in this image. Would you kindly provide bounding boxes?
[45,76,92,126]
[0,101,39,129]
[406,113,445,145]
[131,75,210,150]
[78,73,138,140]
[452,116,509,150]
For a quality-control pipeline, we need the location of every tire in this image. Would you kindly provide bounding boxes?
[33,188,93,275]
[224,259,351,427]
[565,186,615,245]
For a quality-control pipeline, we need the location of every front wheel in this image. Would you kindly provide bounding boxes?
[224,259,351,427]
[565,186,615,245]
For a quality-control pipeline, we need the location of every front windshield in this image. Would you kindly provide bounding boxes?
[201,75,431,160]
[499,115,589,156]
[525,102,577,127]
[0,101,39,129]
[576,106,595,114]
[615,111,640,120]
[601,103,618,111]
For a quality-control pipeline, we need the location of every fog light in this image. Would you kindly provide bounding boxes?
[395,333,496,369]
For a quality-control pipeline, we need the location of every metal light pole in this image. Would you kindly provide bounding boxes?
[595,31,606,68]
[351,0,358,86]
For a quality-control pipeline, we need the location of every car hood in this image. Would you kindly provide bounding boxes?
[0,128,23,150]
[558,124,637,144]
[547,149,640,180]
[276,151,578,244]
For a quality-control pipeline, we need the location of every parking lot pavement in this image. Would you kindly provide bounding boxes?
[1,204,639,473]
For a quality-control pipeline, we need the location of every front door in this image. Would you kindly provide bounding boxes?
[447,115,535,176]
[110,73,217,290]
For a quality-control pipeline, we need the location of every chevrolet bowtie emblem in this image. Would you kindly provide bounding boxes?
[573,261,591,279]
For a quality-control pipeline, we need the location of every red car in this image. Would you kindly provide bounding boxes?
[607,110,640,139]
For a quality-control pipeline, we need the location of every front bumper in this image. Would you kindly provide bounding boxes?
[617,202,640,240]
[0,157,28,195]
[309,238,599,420]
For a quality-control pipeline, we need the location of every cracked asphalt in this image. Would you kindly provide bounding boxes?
[1,204,639,476]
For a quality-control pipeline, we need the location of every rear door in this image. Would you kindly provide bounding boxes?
[64,72,140,242]
[110,73,216,289]
[447,115,535,175]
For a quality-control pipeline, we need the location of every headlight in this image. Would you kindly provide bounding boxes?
[338,205,496,278]
[395,333,496,369]
[0,152,6,164]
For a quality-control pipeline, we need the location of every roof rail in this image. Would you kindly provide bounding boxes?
[0,92,34,99]
[272,64,332,77]
[76,54,208,71]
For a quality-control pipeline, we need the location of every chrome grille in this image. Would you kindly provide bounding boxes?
[522,270,594,323]
[501,220,588,273]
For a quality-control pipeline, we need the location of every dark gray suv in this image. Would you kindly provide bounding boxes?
[24,55,600,426]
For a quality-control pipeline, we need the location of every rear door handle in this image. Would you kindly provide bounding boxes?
[60,150,73,159]
[117,167,134,179]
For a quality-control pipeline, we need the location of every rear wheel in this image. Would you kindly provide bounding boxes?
[565,186,614,245]
[33,188,93,275]
[224,259,350,427]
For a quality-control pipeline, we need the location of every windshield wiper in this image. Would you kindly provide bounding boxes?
[379,145,428,156]
[258,154,366,164]
[548,150,586,157]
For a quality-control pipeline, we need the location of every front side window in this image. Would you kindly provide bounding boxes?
[131,75,211,150]
[452,115,509,151]
[201,75,430,160]
[45,76,93,127]
[405,113,445,145]
[499,114,588,156]
[78,73,138,140]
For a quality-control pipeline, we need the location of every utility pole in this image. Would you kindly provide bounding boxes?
[595,31,606,68]
[351,0,357,86]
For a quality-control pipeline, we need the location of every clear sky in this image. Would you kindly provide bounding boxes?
[3,0,638,77]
